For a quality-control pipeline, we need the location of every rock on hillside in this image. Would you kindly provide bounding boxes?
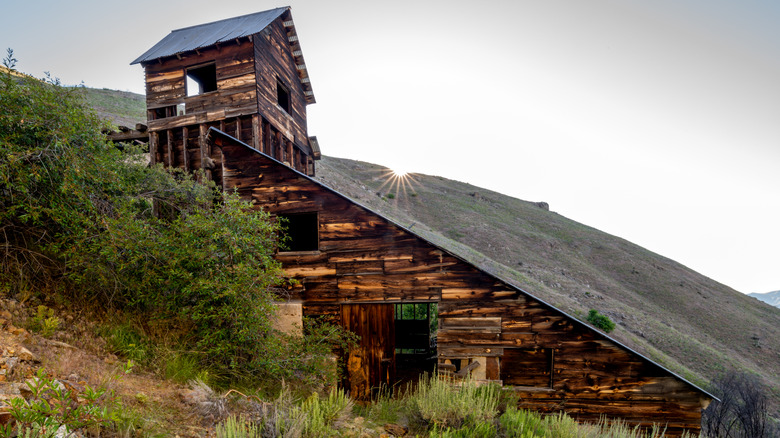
[749,291,780,308]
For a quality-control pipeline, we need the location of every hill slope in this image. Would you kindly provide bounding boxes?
[749,291,780,309]
[84,86,780,414]
[314,155,780,414]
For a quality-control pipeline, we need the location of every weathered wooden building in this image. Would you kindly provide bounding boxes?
[135,8,714,435]
[131,7,319,176]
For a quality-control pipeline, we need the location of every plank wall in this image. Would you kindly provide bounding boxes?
[142,14,314,175]
[144,39,257,122]
[211,134,709,436]
[253,13,310,150]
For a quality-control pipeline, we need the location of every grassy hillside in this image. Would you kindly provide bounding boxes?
[83,86,780,416]
[80,87,145,128]
[314,155,780,415]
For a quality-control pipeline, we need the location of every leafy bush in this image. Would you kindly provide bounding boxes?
[2,369,123,437]
[0,58,343,387]
[586,309,616,333]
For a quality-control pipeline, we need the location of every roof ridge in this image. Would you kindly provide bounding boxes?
[171,6,289,33]
[205,126,716,402]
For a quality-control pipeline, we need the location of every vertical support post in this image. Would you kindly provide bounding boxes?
[182,127,189,171]
[252,114,261,151]
[166,130,174,168]
[149,132,158,165]
[199,123,210,180]
[274,131,282,161]
[263,120,272,155]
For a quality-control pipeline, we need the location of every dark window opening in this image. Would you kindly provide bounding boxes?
[500,348,554,388]
[149,105,179,120]
[279,212,318,252]
[186,63,217,96]
[394,303,438,355]
[277,79,291,113]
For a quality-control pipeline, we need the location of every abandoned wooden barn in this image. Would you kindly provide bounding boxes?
[133,7,714,435]
[131,7,319,177]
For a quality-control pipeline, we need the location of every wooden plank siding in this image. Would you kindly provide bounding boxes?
[141,14,315,176]
[209,130,711,436]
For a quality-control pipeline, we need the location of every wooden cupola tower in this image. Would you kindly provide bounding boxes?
[131,7,320,177]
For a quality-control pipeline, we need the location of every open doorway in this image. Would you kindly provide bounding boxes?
[394,302,438,385]
[340,302,438,398]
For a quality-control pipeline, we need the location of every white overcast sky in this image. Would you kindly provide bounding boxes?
[3,0,778,294]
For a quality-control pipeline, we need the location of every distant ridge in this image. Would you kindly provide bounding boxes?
[749,291,780,308]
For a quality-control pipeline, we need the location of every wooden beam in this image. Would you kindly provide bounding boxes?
[166,130,173,168]
[455,360,481,377]
[199,124,207,175]
[263,119,271,155]
[252,114,260,151]
[182,127,189,171]
[274,130,282,161]
[149,132,157,165]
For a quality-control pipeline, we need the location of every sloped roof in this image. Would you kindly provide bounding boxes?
[132,8,287,64]
[131,7,315,103]
[206,127,716,402]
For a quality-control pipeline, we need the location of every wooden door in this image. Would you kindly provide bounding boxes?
[341,303,395,399]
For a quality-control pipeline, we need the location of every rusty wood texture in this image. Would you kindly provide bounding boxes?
[209,130,707,435]
[341,303,395,399]
[142,14,315,175]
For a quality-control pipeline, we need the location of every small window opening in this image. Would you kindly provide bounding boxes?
[277,79,291,113]
[279,212,318,252]
[149,105,178,120]
[186,63,217,96]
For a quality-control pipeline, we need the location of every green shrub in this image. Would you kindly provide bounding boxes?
[216,416,261,438]
[0,60,342,387]
[430,420,497,438]
[29,305,60,337]
[586,309,616,333]
[296,387,353,437]
[103,323,149,363]
[1,369,123,437]
[407,375,500,431]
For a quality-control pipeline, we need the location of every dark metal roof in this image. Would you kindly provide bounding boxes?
[131,8,287,65]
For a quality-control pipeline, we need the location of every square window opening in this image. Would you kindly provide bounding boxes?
[279,212,318,252]
[394,303,438,355]
[186,63,217,96]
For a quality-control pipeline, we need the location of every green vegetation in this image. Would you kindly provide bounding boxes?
[29,305,60,337]
[586,309,616,333]
[205,376,696,437]
[0,57,348,395]
[2,368,129,437]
